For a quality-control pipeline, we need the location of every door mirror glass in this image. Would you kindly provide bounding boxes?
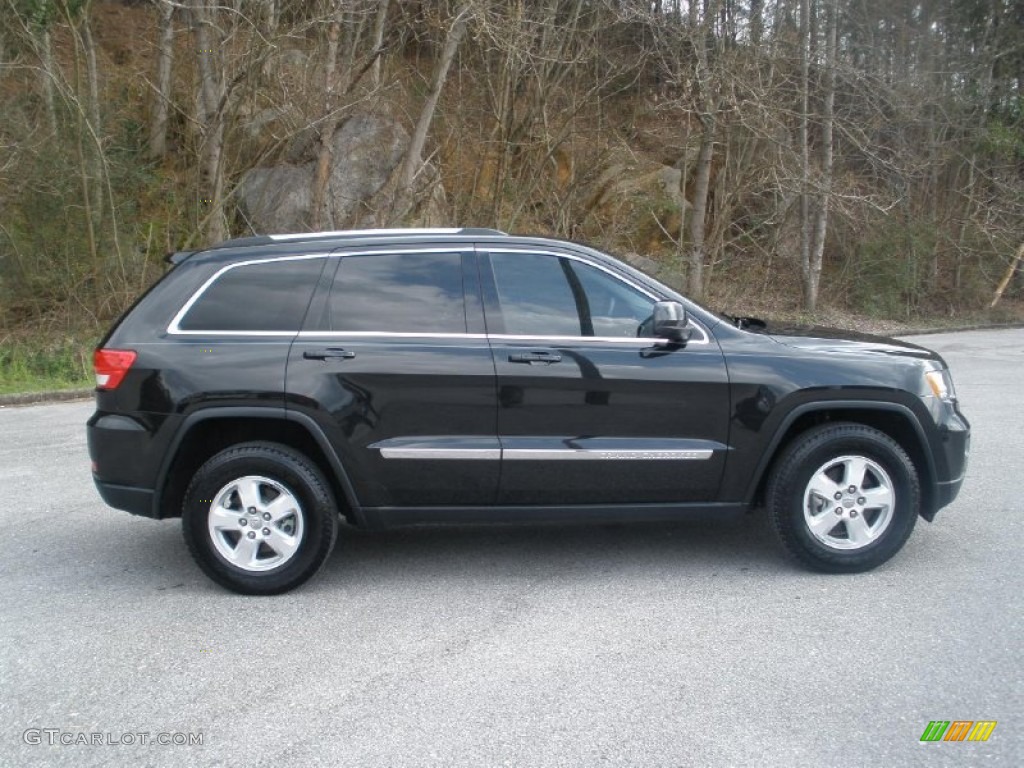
[652,301,692,343]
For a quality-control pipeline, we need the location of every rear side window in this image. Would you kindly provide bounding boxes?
[326,252,466,333]
[177,258,325,332]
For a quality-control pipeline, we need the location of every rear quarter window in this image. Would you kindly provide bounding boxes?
[176,258,325,332]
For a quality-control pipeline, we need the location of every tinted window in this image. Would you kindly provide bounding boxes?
[179,258,325,331]
[569,260,655,337]
[490,253,581,336]
[327,252,466,333]
[490,253,654,337]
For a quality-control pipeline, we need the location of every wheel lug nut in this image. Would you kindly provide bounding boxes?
[834,507,843,516]
[857,497,866,505]
[850,510,859,518]
[239,518,247,526]
[263,513,271,521]
[262,528,270,536]
[847,485,857,493]
[247,531,256,539]
[834,492,842,500]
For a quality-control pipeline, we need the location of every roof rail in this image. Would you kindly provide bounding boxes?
[169,228,510,262]
[266,227,507,241]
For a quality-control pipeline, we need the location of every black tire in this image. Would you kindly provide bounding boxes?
[766,423,919,573]
[182,442,338,595]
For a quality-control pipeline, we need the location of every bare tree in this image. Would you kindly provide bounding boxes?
[376,2,469,225]
[149,0,175,160]
[190,0,228,243]
[798,0,812,311]
[805,0,837,312]
[37,13,58,134]
[75,2,104,227]
[311,7,344,231]
[684,1,724,301]
[370,0,389,89]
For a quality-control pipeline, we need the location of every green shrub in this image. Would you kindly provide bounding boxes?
[0,333,95,395]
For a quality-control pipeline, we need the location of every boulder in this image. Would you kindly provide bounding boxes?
[237,114,412,233]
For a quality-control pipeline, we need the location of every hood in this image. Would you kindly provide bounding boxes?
[765,322,939,361]
[722,314,940,362]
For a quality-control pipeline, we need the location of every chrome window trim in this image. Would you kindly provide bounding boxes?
[169,330,300,337]
[294,331,678,346]
[483,247,710,345]
[167,253,332,336]
[488,334,678,346]
[297,331,489,340]
[167,247,467,336]
[166,245,711,345]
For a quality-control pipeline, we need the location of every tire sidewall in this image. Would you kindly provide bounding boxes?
[183,446,336,594]
[773,427,919,571]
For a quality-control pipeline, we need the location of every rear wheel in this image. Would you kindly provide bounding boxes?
[767,423,919,573]
[182,442,338,594]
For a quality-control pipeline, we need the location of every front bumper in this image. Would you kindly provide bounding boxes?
[923,408,969,520]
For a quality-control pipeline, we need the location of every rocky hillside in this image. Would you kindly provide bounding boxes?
[1,0,1022,342]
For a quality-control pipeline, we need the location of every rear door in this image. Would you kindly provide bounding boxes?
[481,247,730,505]
[286,246,499,509]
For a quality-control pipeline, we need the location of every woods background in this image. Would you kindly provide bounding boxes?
[1,0,1022,390]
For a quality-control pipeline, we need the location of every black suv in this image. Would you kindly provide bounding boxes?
[88,228,970,594]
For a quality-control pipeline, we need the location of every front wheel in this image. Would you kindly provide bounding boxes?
[182,442,338,594]
[767,423,920,573]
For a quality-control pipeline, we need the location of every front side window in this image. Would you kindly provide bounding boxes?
[326,252,466,333]
[178,257,325,332]
[569,259,656,338]
[489,252,655,338]
[489,252,583,336]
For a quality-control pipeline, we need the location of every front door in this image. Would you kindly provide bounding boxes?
[286,247,498,509]
[481,248,730,505]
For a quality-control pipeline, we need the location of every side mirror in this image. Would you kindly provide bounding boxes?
[652,301,693,344]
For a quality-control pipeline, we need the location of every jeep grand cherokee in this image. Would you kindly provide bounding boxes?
[87,228,970,594]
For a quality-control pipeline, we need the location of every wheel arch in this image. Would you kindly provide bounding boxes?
[155,408,362,524]
[747,401,938,520]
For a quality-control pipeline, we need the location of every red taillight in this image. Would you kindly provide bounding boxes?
[93,349,137,390]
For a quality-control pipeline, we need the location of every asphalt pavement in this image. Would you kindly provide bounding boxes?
[0,328,1020,767]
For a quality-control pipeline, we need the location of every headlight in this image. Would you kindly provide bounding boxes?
[924,369,955,401]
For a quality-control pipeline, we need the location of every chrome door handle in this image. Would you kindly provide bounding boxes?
[303,348,356,360]
[508,351,562,364]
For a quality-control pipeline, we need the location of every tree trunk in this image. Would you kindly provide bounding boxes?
[311,14,342,231]
[262,0,278,37]
[955,154,978,292]
[683,1,721,302]
[64,8,97,264]
[383,4,468,224]
[807,0,836,313]
[750,0,763,46]
[149,1,175,160]
[40,28,58,134]
[798,0,813,311]
[191,1,227,243]
[990,243,1024,309]
[81,9,103,226]
[371,0,390,89]
[687,114,716,300]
